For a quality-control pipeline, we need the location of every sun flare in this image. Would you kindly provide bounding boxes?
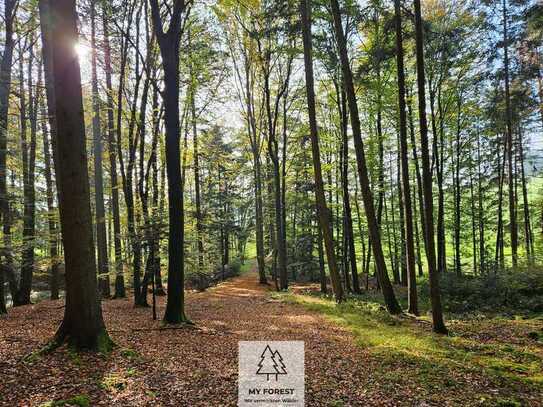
[74,42,90,60]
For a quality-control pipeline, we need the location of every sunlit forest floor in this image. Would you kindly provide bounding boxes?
[1,264,542,406]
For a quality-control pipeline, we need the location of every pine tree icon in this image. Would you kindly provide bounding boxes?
[256,345,288,381]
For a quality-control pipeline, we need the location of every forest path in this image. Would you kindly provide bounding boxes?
[0,266,393,406]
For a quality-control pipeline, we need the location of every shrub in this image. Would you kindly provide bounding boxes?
[419,267,543,315]
[229,257,243,275]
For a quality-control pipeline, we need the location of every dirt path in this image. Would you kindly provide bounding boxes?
[0,269,396,406]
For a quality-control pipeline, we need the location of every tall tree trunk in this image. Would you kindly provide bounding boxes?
[102,3,125,298]
[477,132,485,273]
[0,0,16,314]
[39,0,61,299]
[397,139,407,286]
[301,0,343,302]
[330,0,401,314]
[16,40,37,306]
[413,0,447,333]
[46,0,110,350]
[40,77,60,301]
[339,85,360,293]
[454,99,462,276]
[150,0,189,324]
[407,86,427,260]
[469,164,478,274]
[496,137,506,268]
[518,125,534,264]
[263,66,289,290]
[91,1,110,298]
[389,162,400,284]
[394,0,418,314]
[243,54,266,284]
[502,0,518,267]
[189,41,204,275]
[429,77,446,274]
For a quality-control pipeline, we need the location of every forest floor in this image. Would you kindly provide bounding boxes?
[1,264,542,407]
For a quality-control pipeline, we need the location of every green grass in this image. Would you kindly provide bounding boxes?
[239,258,256,275]
[273,291,543,404]
[39,395,90,407]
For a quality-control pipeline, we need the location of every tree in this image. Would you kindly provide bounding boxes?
[102,0,125,298]
[149,0,191,324]
[502,0,518,267]
[413,0,447,334]
[394,0,418,315]
[38,0,60,300]
[90,0,110,298]
[329,0,401,314]
[300,0,344,302]
[0,0,17,314]
[44,0,111,350]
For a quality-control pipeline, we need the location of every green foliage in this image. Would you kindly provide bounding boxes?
[39,395,90,407]
[100,373,128,392]
[120,348,141,361]
[418,268,543,315]
[228,257,243,275]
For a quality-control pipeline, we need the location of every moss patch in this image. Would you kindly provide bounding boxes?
[39,394,90,407]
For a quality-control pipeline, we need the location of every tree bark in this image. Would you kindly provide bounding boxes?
[102,3,125,298]
[150,0,189,324]
[301,0,344,302]
[40,73,60,301]
[330,0,400,314]
[39,0,61,299]
[502,0,518,267]
[0,0,16,313]
[394,0,418,314]
[16,39,37,306]
[91,0,110,298]
[46,0,110,350]
[413,0,447,333]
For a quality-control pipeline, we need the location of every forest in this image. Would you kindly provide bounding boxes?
[0,0,542,405]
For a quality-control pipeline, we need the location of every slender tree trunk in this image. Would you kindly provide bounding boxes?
[91,1,110,298]
[496,137,506,268]
[40,82,60,301]
[330,0,401,314]
[430,85,447,274]
[339,85,360,293]
[388,163,400,284]
[407,86,427,257]
[301,0,344,302]
[0,0,16,313]
[150,0,189,324]
[263,66,288,290]
[102,3,125,298]
[46,0,110,350]
[518,125,533,264]
[188,30,204,274]
[397,140,407,286]
[413,0,447,333]
[477,133,485,273]
[502,0,518,267]
[394,0,417,313]
[16,41,37,306]
[454,99,462,276]
[244,57,266,284]
[469,165,478,274]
